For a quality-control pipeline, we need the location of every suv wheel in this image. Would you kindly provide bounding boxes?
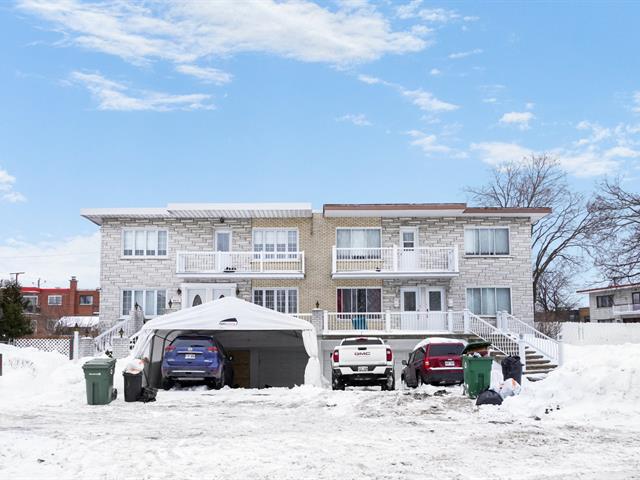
[162,378,174,390]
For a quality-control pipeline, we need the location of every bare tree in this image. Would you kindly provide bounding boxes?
[536,266,579,312]
[588,178,640,283]
[466,154,596,308]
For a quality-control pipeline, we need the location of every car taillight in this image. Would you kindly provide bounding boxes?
[165,345,176,352]
[423,359,430,368]
[332,350,339,362]
[386,348,392,362]
[207,346,218,352]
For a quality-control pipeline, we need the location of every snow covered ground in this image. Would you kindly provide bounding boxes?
[1,343,639,480]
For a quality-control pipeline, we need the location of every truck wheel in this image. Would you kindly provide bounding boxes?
[332,374,345,391]
[382,373,395,391]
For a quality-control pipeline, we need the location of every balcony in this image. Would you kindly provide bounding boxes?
[322,311,466,334]
[331,246,459,279]
[176,251,305,279]
[612,303,640,316]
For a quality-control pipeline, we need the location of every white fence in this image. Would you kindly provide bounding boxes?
[176,251,305,276]
[11,337,73,359]
[332,246,458,275]
[323,311,465,334]
[562,322,640,345]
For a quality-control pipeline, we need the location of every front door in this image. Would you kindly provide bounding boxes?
[215,229,232,271]
[633,292,640,311]
[398,227,418,271]
[400,286,446,330]
[400,287,421,329]
[182,284,237,309]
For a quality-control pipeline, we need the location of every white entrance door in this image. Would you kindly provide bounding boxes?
[400,287,422,330]
[182,283,237,309]
[400,286,446,330]
[398,228,418,271]
[215,229,232,271]
[425,287,446,330]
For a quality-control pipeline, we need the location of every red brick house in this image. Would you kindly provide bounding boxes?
[21,277,100,336]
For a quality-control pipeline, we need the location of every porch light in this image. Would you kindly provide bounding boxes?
[177,288,182,296]
[315,301,320,308]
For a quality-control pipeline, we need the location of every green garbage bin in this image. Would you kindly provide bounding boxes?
[82,358,118,405]
[462,355,493,399]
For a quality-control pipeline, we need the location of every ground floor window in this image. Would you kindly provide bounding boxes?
[253,288,298,314]
[122,289,166,317]
[337,288,382,313]
[466,287,511,316]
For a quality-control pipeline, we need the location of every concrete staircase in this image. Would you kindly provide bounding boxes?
[490,345,558,380]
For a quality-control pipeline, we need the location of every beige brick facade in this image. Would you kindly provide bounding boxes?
[96,209,536,327]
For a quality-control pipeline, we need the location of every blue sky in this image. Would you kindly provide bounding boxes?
[1,0,639,288]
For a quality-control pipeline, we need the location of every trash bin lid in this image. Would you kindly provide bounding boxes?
[462,341,492,355]
[82,358,117,370]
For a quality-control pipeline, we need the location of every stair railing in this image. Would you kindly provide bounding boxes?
[498,311,561,365]
[464,310,521,358]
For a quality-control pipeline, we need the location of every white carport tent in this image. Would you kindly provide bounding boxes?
[132,297,321,388]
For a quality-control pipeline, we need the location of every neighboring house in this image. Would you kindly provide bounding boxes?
[21,276,100,335]
[81,202,548,329]
[577,283,640,323]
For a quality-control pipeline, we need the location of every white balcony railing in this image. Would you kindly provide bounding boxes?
[612,303,640,315]
[332,246,459,277]
[176,251,305,278]
[323,311,465,333]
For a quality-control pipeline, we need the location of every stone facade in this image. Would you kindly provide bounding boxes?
[98,212,535,327]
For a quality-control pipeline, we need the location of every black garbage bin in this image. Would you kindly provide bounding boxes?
[501,355,523,385]
[123,371,143,402]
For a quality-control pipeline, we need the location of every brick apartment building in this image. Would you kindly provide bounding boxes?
[21,276,100,335]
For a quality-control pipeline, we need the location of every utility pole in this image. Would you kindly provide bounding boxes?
[9,272,25,283]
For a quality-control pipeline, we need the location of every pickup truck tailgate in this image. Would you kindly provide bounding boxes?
[337,345,387,366]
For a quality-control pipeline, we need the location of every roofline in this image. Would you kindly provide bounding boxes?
[324,203,467,212]
[577,282,640,294]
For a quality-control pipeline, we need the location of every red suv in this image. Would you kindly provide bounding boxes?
[401,339,465,387]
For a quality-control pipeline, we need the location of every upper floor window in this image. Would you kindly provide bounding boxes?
[122,229,168,257]
[253,229,298,259]
[253,288,298,314]
[122,289,166,317]
[466,287,511,316]
[336,228,381,259]
[23,294,39,313]
[48,295,63,306]
[596,295,614,308]
[464,228,510,256]
[79,295,94,306]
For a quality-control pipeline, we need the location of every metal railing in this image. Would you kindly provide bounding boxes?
[332,246,458,275]
[497,311,561,365]
[323,311,465,333]
[94,317,138,352]
[176,251,305,276]
[612,303,640,315]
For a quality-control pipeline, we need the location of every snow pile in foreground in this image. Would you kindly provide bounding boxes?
[502,344,640,425]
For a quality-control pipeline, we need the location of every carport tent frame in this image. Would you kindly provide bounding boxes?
[131,297,321,387]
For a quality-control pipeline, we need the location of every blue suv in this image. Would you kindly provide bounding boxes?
[161,335,234,389]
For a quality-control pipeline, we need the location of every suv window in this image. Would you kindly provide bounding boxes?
[342,338,383,346]
[173,337,214,348]
[428,344,464,356]
[413,349,425,362]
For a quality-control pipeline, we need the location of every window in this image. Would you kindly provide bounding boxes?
[253,229,298,259]
[253,289,298,314]
[596,295,614,308]
[23,295,39,313]
[48,295,63,306]
[122,229,167,257]
[79,295,93,305]
[337,288,382,313]
[336,228,381,259]
[466,288,511,315]
[122,289,166,317]
[464,228,510,255]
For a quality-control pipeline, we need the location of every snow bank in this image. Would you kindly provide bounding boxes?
[502,344,640,426]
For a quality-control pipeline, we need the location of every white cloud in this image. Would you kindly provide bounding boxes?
[175,65,232,85]
[0,168,26,203]
[0,232,100,288]
[357,74,386,85]
[70,71,214,111]
[499,111,535,130]
[448,48,483,59]
[525,102,535,110]
[401,88,458,112]
[396,2,464,23]
[19,0,429,68]
[429,68,441,76]
[471,142,533,166]
[336,113,372,126]
[407,130,466,158]
[604,146,640,158]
